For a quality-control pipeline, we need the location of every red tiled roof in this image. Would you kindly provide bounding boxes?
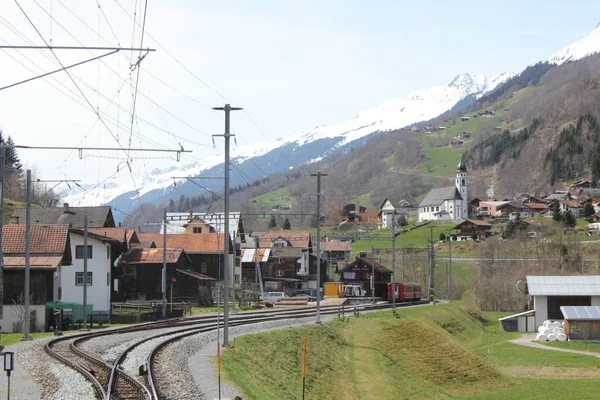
[137,233,226,253]
[118,248,187,265]
[3,255,62,270]
[88,228,138,244]
[252,230,311,249]
[321,242,352,252]
[2,224,69,254]
[524,203,549,210]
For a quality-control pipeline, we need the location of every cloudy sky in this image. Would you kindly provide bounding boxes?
[0,0,598,190]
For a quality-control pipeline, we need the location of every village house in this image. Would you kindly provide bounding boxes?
[478,201,509,217]
[418,159,468,222]
[343,203,379,224]
[12,203,116,228]
[339,256,392,299]
[378,198,418,228]
[321,241,352,279]
[452,219,492,240]
[558,199,584,218]
[1,224,71,333]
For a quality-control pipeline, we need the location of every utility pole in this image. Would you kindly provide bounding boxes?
[254,236,264,303]
[428,225,435,301]
[0,146,5,321]
[311,172,327,324]
[392,215,396,312]
[81,215,89,331]
[448,228,453,302]
[23,170,31,340]
[162,208,167,318]
[213,104,242,347]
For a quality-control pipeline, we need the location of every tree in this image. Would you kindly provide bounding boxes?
[5,136,22,172]
[471,233,478,241]
[551,201,562,222]
[268,215,277,229]
[563,209,576,228]
[583,203,595,219]
[399,215,408,227]
[167,199,176,213]
[283,216,291,230]
[439,232,446,241]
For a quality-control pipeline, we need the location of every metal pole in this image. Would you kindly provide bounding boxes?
[162,208,167,318]
[81,216,89,331]
[23,170,31,340]
[448,229,453,301]
[401,248,405,283]
[231,229,237,314]
[254,236,263,303]
[213,104,242,347]
[0,146,5,322]
[428,226,435,300]
[392,215,396,312]
[311,172,327,324]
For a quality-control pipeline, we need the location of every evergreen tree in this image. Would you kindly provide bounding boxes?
[178,195,185,212]
[399,215,408,227]
[184,197,191,211]
[167,199,176,213]
[283,216,291,230]
[268,215,277,229]
[583,203,595,219]
[551,201,562,222]
[439,232,446,241]
[5,136,22,172]
[564,209,576,228]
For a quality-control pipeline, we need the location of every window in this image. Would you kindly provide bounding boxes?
[75,245,93,259]
[201,262,208,274]
[76,272,93,286]
[193,227,202,233]
[276,270,283,277]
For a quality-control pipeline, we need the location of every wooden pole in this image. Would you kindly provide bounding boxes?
[302,337,307,400]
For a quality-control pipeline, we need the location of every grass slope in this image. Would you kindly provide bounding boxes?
[222,304,513,400]
[351,222,456,251]
[252,187,295,210]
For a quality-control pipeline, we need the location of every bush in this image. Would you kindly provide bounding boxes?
[439,232,446,241]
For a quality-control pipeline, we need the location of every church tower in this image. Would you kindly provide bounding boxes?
[455,157,468,220]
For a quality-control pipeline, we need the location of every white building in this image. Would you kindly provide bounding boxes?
[60,230,116,316]
[418,159,468,222]
[526,275,600,328]
[378,199,418,228]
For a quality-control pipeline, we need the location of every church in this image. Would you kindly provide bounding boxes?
[418,159,468,222]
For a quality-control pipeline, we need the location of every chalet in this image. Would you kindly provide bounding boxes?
[344,203,379,224]
[1,224,71,333]
[478,201,509,217]
[559,200,583,218]
[164,212,245,243]
[461,117,470,122]
[497,202,530,219]
[12,203,116,228]
[136,233,233,282]
[240,247,271,282]
[339,257,392,299]
[522,202,549,217]
[452,219,492,240]
[544,192,572,203]
[571,180,592,190]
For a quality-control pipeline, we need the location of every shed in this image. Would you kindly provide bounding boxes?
[498,310,536,332]
[527,275,600,328]
[560,306,600,341]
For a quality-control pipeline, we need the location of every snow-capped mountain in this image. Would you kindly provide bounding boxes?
[63,71,511,215]
[546,23,600,65]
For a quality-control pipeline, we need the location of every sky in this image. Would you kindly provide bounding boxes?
[0,0,599,192]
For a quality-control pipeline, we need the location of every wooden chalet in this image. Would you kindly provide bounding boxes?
[339,257,392,298]
[452,219,492,240]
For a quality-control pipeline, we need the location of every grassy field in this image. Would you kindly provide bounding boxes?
[221,303,600,399]
[415,147,464,177]
[350,222,456,251]
[251,187,296,210]
[3,198,27,224]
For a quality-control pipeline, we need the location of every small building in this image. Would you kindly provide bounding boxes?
[339,257,392,298]
[461,116,470,122]
[12,203,116,228]
[561,306,600,341]
[498,310,536,333]
[526,275,600,328]
[452,219,492,240]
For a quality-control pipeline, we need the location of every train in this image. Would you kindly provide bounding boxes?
[387,282,423,302]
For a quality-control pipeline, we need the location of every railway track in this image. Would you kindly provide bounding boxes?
[45,301,427,399]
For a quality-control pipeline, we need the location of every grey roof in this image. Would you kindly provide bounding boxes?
[12,205,115,228]
[163,212,242,238]
[419,186,462,208]
[561,306,600,320]
[526,275,600,296]
[545,193,570,201]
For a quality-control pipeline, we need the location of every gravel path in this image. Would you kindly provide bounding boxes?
[510,333,600,357]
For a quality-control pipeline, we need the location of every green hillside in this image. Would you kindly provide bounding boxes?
[222,303,600,400]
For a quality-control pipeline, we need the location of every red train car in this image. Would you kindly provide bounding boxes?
[388,282,423,302]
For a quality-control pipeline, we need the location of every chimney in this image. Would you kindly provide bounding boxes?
[118,222,122,228]
[10,215,19,224]
[63,203,69,213]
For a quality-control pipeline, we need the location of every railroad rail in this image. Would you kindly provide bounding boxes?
[45,300,427,399]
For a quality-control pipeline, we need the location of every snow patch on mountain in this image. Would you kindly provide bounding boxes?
[546,23,600,65]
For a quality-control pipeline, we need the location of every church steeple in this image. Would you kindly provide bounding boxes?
[455,154,468,220]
